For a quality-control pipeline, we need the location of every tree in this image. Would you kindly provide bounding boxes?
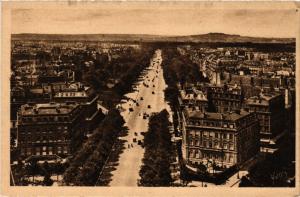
[239,176,254,187]
[26,160,39,183]
[196,162,207,175]
[43,173,53,186]
[42,161,50,176]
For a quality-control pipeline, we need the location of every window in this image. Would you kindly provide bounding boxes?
[26,148,31,155]
[214,141,219,149]
[49,147,53,155]
[190,139,194,146]
[57,146,61,154]
[229,156,233,163]
[229,144,234,151]
[21,148,25,156]
[36,147,40,155]
[223,143,228,150]
[195,140,199,146]
[209,141,212,148]
[229,124,234,129]
[63,146,68,154]
[195,150,199,158]
[229,134,233,140]
[215,133,219,138]
[223,123,228,128]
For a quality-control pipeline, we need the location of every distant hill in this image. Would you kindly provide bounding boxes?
[11,32,295,43]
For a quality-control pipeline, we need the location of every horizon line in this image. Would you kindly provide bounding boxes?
[11,32,296,39]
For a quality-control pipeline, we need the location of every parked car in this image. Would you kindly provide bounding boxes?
[129,108,134,112]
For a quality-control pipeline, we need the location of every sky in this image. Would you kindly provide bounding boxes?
[11,6,298,38]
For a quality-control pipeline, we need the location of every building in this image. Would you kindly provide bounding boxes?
[179,87,208,112]
[244,92,285,153]
[17,102,85,160]
[52,82,104,133]
[206,84,244,113]
[181,109,260,169]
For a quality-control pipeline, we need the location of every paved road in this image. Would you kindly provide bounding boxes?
[109,49,172,186]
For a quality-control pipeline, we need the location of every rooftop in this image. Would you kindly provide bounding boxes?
[20,102,79,116]
[186,109,249,122]
[180,88,208,101]
[245,92,281,106]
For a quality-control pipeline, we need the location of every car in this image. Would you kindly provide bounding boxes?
[138,140,142,145]
[136,103,139,106]
[143,113,148,118]
[153,85,155,87]
[152,91,155,94]
[134,132,138,136]
[140,97,144,100]
[141,131,146,135]
[148,105,151,108]
[133,138,137,143]
[129,108,134,112]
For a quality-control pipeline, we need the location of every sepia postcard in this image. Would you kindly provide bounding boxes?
[1,1,300,197]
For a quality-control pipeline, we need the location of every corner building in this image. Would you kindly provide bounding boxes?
[182,109,259,168]
[17,102,85,159]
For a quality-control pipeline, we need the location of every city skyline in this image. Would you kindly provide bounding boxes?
[12,7,297,38]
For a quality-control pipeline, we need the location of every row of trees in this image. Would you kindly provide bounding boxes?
[82,46,154,93]
[81,46,155,108]
[139,110,175,186]
[63,109,125,186]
